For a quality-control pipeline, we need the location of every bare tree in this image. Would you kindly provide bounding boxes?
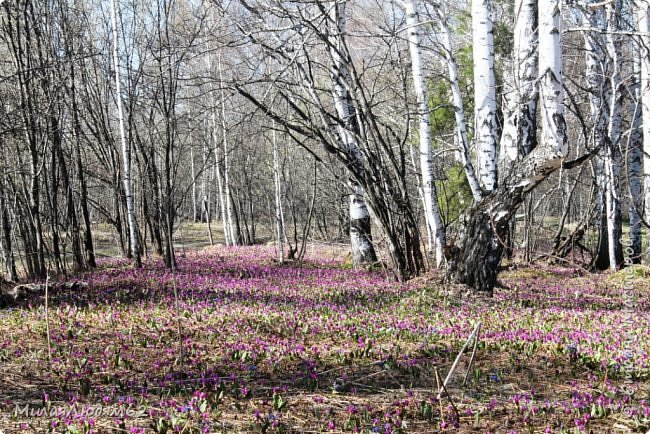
[111,0,141,267]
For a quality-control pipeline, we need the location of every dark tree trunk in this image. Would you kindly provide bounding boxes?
[18,213,35,279]
[231,192,243,245]
[350,210,376,265]
[76,142,96,268]
[113,181,126,257]
[47,126,63,275]
[163,218,176,270]
[448,206,503,294]
[69,73,96,268]
[237,194,251,245]
[447,143,583,294]
[54,126,84,272]
[594,214,610,270]
[0,185,18,282]
[593,213,623,270]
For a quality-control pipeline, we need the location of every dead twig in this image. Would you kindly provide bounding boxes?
[437,321,481,400]
[45,274,52,365]
[462,323,481,386]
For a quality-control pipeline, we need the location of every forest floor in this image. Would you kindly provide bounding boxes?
[0,245,649,433]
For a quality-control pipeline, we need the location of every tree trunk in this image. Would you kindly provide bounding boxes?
[52,117,84,272]
[272,123,285,263]
[213,117,230,246]
[635,0,650,263]
[327,1,377,266]
[191,137,198,223]
[47,121,63,274]
[499,0,538,161]
[218,56,237,246]
[111,0,141,268]
[629,56,643,263]
[0,181,18,282]
[497,0,538,259]
[70,63,96,269]
[472,0,498,192]
[403,0,445,267]
[603,3,623,271]
[579,2,612,270]
[230,192,242,245]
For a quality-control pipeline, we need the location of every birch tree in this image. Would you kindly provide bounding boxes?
[205,51,232,246]
[218,56,237,246]
[499,0,538,161]
[472,0,498,192]
[402,0,445,267]
[212,111,231,246]
[272,122,286,263]
[448,0,568,294]
[327,0,377,266]
[111,0,141,268]
[603,2,623,270]
[537,1,567,159]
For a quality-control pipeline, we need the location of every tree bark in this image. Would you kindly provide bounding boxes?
[629,56,643,263]
[111,0,141,268]
[499,0,538,161]
[472,0,498,192]
[603,3,623,271]
[579,2,613,270]
[70,53,96,268]
[635,0,650,263]
[218,55,237,246]
[272,122,285,263]
[327,1,377,266]
[0,180,18,282]
[403,0,445,267]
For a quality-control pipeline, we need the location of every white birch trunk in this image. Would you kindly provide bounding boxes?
[272,122,285,263]
[432,2,483,202]
[407,129,432,252]
[110,0,140,267]
[328,1,377,266]
[472,0,498,192]
[403,0,445,267]
[538,1,567,160]
[636,0,650,263]
[605,3,623,271]
[210,85,230,246]
[499,0,538,161]
[190,132,197,222]
[201,129,208,223]
[218,55,237,246]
